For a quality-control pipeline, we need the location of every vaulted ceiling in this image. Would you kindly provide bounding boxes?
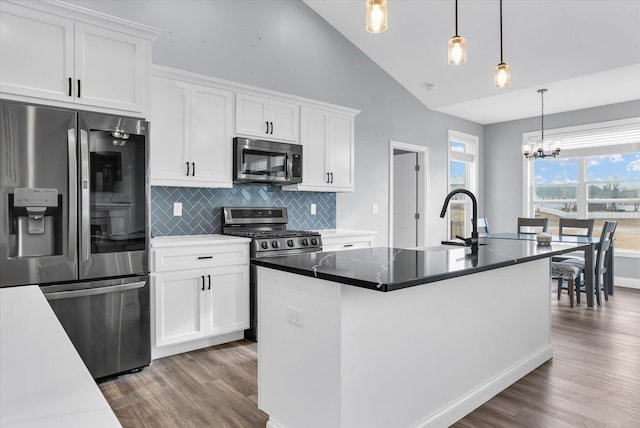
[304,0,640,124]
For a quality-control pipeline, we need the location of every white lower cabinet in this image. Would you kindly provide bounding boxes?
[150,236,250,359]
[154,266,248,347]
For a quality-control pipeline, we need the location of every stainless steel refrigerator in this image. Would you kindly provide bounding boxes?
[0,100,150,379]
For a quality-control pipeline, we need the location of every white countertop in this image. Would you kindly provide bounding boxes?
[315,229,378,237]
[151,234,251,247]
[0,286,120,428]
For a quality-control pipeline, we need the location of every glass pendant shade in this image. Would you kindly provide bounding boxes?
[448,36,467,65]
[366,0,388,33]
[494,62,511,88]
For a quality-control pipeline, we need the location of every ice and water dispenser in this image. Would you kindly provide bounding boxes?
[9,188,62,257]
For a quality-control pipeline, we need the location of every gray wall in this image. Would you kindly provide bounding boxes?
[485,99,640,281]
[67,0,484,247]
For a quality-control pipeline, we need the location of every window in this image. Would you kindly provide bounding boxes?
[524,118,640,251]
[448,131,478,240]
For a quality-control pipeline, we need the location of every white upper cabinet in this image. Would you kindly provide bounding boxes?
[0,3,74,103]
[73,23,146,112]
[0,1,159,116]
[150,72,233,188]
[286,107,356,192]
[236,93,299,142]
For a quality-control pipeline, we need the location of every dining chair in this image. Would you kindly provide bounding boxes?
[517,217,549,234]
[558,218,595,237]
[551,260,582,308]
[553,218,595,262]
[572,221,617,305]
[476,217,489,234]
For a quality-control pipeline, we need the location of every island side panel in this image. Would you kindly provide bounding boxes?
[340,258,553,428]
[257,267,342,428]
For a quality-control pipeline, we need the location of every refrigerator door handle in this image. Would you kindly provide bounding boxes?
[80,129,90,262]
[68,129,78,264]
[43,280,146,300]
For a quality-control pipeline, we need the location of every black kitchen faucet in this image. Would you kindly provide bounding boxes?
[440,189,479,253]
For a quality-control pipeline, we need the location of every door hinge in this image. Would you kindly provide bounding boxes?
[414,164,420,172]
[415,213,420,220]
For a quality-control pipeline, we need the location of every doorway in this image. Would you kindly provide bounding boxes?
[389,141,427,248]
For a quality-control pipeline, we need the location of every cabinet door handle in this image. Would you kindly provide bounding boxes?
[207,275,211,290]
[326,172,330,183]
[192,162,195,176]
[186,162,190,176]
[343,244,354,248]
[197,256,212,260]
[201,275,205,291]
[265,121,269,134]
[77,80,81,98]
[330,172,334,183]
[270,121,274,134]
[68,78,72,97]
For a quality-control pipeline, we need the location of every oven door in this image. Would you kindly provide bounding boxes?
[234,138,291,184]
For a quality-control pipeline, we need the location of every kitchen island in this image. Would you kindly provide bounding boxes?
[253,238,590,428]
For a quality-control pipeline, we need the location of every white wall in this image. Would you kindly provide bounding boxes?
[65,0,485,247]
[485,100,640,282]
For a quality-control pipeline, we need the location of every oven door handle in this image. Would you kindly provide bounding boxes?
[43,281,146,300]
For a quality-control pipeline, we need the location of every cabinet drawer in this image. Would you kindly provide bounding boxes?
[152,243,249,272]
[323,241,372,252]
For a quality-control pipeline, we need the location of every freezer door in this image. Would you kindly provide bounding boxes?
[0,102,78,287]
[42,276,151,379]
[78,111,149,279]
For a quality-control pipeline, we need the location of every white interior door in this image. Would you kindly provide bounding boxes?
[393,152,418,248]
[390,141,427,248]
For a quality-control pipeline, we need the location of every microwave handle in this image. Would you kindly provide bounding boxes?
[286,153,290,180]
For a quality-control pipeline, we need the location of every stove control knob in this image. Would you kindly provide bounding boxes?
[261,241,269,249]
[271,240,279,249]
[287,239,294,247]
[311,238,318,246]
[301,238,309,246]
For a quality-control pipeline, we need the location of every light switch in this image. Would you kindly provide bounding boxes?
[310,203,317,215]
[371,203,379,214]
[173,202,182,216]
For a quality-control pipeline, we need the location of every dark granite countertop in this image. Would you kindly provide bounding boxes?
[251,238,591,292]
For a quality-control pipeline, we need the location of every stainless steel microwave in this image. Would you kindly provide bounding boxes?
[233,137,302,185]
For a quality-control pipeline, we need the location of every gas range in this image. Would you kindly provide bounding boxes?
[221,207,322,258]
[221,207,323,342]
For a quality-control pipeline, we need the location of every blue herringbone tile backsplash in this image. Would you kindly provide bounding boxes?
[151,185,336,236]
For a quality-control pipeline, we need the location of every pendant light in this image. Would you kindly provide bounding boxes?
[366,0,388,33]
[522,89,561,159]
[494,0,510,87]
[448,0,466,65]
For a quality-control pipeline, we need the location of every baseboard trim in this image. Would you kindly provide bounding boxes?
[412,344,553,428]
[616,277,640,290]
[151,331,244,360]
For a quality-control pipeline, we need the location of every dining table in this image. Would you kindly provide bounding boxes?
[484,232,612,307]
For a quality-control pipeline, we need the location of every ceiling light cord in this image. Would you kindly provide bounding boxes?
[455,0,459,36]
[539,88,546,140]
[499,0,503,63]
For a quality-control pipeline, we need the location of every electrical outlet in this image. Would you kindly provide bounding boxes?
[371,203,379,214]
[173,202,182,216]
[310,203,317,215]
[286,306,304,327]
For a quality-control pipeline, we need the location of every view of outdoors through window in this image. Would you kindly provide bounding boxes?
[449,140,473,240]
[533,152,640,250]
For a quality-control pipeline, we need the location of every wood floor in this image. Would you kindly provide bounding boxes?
[100,287,640,428]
